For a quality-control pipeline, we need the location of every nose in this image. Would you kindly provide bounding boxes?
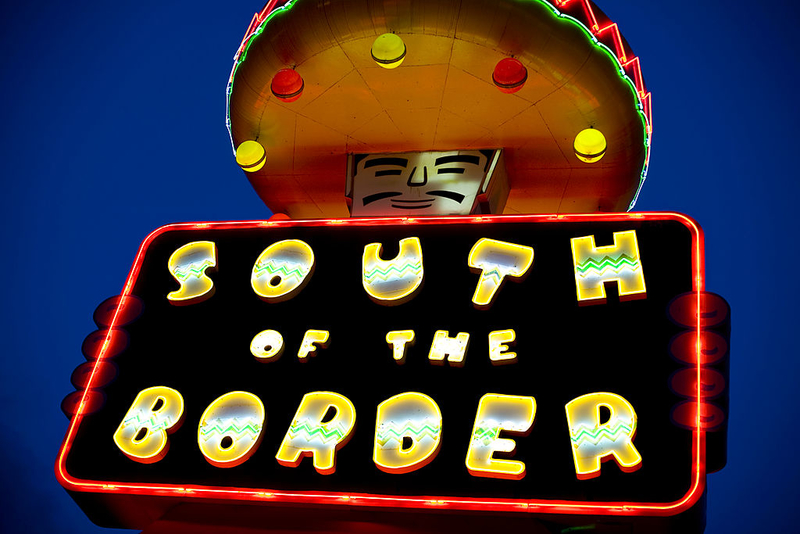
[406,166,428,187]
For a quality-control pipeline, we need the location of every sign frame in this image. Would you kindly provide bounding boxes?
[56,212,706,519]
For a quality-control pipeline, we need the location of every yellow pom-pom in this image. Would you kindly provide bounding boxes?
[371,33,406,69]
[236,140,266,172]
[573,128,607,163]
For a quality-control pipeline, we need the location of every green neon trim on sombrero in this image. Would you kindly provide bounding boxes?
[225,0,651,209]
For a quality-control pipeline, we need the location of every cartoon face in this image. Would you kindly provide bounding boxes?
[349,150,497,216]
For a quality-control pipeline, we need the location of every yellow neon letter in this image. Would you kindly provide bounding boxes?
[276,392,356,475]
[465,393,535,480]
[113,386,184,464]
[488,329,517,364]
[298,329,330,360]
[362,237,424,305]
[571,230,646,303]
[167,241,217,305]
[386,330,415,363]
[374,392,442,474]
[468,238,533,309]
[565,392,642,479]
[428,330,470,366]
[198,391,265,468]
[252,239,315,302]
[250,329,284,361]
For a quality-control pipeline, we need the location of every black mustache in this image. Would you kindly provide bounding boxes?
[362,192,402,206]
[362,190,466,206]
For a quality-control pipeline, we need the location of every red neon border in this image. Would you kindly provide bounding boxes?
[56,212,704,517]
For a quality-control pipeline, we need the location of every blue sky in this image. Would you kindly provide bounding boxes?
[2,0,798,532]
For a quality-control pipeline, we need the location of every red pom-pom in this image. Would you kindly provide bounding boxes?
[271,69,304,102]
[492,58,527,94]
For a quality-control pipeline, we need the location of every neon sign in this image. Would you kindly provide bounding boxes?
[58,213,714,530]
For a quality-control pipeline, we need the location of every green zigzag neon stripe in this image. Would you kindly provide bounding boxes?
[480,268,508,283]
[570,422,633,445]
[122,413,174,432]
[471,425,501,445]
[225,0,651,210]
[377,421,440,445]
[199,418,262,441]
[253,260,307,281]
[173,259,215,280]
[288,420,348,443]
[576,255,639,275]
[364,262,422,282]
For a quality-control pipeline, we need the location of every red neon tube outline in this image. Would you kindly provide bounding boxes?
[56,212,705,517]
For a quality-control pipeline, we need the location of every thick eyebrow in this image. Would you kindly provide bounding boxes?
[434,155,481,166]
[364,157,409,169]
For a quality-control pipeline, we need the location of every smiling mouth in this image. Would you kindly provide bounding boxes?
[391,202,434,209]
[362,191,466,207]
[391,199,434,210]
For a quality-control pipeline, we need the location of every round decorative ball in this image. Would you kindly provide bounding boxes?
[271,69,304,102]
[492,57,528,93]
[573,128,607,163]
[236,140,267,172]
[371,33,406,69]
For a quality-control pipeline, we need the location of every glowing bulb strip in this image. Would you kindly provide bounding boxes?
[57,213,704,517]
[224,0,652,210]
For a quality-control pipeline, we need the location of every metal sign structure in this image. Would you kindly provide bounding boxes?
[57,213,724,531]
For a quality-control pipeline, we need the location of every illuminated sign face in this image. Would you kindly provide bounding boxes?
[57,213,709,528]
[349,150,500,216]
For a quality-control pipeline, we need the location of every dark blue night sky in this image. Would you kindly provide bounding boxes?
[2,1,798,532]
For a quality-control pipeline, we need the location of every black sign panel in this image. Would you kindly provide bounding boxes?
[57,214,705,521]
